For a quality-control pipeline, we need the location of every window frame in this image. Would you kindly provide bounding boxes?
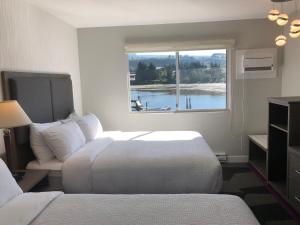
[127,48,231,113]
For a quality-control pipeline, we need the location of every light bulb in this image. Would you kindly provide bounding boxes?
[277,13,289,26]
[268,9,280,21]
[275,35,287,46]
[289,30,300,38]
[290,19,300,32]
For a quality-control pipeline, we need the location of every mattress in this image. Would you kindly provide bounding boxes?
[26,160,63,171]
[26,159,63,177]
[0,193,260,225]
[63,131,222,194]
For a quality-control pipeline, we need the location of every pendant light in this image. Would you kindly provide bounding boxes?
[268,0,300,46]
[277,3,289,25]
[268,3,281,21]
[275,34,287,46]
[268,9,280,21]
[289,20,300,37]
[290,0,300,37]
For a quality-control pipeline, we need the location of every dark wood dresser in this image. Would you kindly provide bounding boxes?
[249,97,300,215]
[288,146,300,212]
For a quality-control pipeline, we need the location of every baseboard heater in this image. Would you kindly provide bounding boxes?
[215,153,228,162]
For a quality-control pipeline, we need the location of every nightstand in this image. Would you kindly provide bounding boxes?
[13,170,49,192]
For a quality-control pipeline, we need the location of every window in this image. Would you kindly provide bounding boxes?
[128,49,227,112]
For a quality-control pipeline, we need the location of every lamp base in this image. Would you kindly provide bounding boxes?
[3,129,13,171]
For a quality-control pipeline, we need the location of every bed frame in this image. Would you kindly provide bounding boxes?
[1,71,74,171]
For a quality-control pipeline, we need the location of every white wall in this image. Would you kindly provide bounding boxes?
[78,19,282,160]
[282,11,300,97]
[0,0,82,155]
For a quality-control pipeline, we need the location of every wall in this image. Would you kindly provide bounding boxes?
[0,0,82,155]
[282,11,300,97]
[78,19,282,161]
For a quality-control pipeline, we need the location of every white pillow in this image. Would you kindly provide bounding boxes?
[30,121,61,163]
[75,113,103,142]
[60,112,80,124]
[0,159,23,207]
[67,112,80,120]
[41,122,86,162]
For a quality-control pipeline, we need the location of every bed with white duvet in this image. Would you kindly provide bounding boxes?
[1,192,260,225]
[62,131,222,194]
[0,156,259,225]
[29,113,222,194]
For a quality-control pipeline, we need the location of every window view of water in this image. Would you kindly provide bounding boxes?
[131,90,226,111]
[128,49,227,112]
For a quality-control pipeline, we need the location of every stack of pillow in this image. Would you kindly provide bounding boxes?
[30,113,103,163]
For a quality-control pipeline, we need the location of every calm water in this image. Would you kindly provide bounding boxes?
[131,90,226,111]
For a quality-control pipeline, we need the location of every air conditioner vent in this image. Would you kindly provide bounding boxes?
[236,48,277,79]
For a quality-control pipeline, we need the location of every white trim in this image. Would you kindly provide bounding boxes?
[175,52,180,110]
[226,155,249,163]
[125,39,236,53]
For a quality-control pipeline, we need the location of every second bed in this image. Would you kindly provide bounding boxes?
[28,131,222,194]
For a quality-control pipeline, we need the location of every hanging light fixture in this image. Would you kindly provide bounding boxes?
[290,19,300,31]
[268,0,300,46]
[277,13,289,25]
[268,8,281,21]
[289,20,300,37]
[277,3,289,25]
[289,0,300,37]
[275,34,287,46]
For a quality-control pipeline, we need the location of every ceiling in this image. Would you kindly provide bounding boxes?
[25,0,295,28]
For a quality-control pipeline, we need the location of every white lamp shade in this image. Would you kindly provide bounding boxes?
[268,9,280,21]
[289,30,300,38]
[277,13,289,26]
[0,100,32,129]
[290,19,300,32]
[275,35,287,47]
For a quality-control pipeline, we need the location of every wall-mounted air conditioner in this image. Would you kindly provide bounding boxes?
[236,48,277,79]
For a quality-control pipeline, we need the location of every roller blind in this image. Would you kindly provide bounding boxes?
[124,39,235,53]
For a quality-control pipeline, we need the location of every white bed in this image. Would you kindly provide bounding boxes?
[0,158,258,225]
[27,131,222,194]
[60,130,222,194]
[0,192,260,225]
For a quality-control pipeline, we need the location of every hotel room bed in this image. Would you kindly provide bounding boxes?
[0,158,258,225]
[1,192,260,225]
[62,131,222,194]
[27,131,222,194]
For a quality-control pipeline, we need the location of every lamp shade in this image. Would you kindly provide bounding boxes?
[0,100,32,129]
[276,13,289,26]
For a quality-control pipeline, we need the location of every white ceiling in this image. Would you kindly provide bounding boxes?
[25,0,295,28]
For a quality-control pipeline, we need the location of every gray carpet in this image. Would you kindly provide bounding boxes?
[221,163,299,225]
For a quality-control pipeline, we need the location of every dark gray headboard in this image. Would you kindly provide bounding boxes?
[1,71,74,170]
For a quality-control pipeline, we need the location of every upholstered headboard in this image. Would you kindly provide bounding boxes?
[1,71,74,171]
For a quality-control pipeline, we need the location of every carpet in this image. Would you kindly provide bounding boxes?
[221,163,299,225]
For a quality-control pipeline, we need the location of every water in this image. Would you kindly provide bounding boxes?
[131,90,226,111]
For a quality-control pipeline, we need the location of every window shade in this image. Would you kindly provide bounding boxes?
[124,39,235,53]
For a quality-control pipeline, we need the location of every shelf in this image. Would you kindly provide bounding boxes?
[249,135,268,152]
[249,160,267,178]
[270,123,288,133]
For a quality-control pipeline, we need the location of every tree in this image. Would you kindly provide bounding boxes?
[135,62,148,84]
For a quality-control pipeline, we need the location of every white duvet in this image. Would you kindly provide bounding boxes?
[0,192,260,225]
[63,131,222,194]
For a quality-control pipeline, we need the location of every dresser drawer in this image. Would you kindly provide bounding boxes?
[288,149,300,182]
[288,179,300,213]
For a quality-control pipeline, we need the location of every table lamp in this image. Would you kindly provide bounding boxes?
[0,100,32,170]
